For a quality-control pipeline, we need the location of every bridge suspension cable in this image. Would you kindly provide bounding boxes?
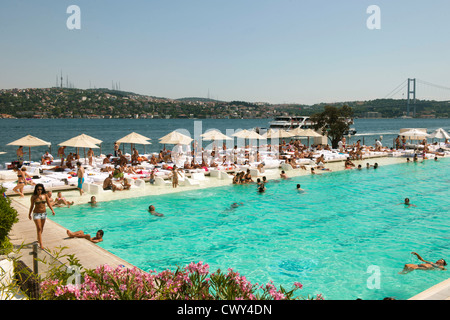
[416,79,450,92]
[384,80,407,99]
[384,78,450,100]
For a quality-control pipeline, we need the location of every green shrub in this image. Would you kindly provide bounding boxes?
[0,185,19,254]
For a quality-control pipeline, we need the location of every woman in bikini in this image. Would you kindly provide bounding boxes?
[28,184,55,249]
[13,167,27,197]
[55,191,75,207]
[170,166,181,188]
[400,252,447,274]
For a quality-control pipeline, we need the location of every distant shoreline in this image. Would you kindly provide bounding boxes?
[1,117,449,120]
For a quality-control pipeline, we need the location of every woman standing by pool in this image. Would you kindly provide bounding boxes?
[170,166,181,188]
[28,184,55,249]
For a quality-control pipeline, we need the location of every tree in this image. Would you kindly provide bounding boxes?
[310,105,354,149]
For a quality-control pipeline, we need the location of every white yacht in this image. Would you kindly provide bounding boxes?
[269,116,315,130]
[268,116,357,135]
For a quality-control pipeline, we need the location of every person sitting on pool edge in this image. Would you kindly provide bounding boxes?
[399,252,447,274]
[103,174,119,192]
[66,229,104,243]
[54,191,75,208]
[148,205,164,217]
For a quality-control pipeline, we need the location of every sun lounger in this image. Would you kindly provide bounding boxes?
[249,168,263,177]
[22,166,41,177]
[184,178,200,186]
[133,179,146,188]
[280,163,294,171]
[208,169,222,178]
[0,170,17,180]
[88,183,113,195]
[154,176,171,186]
[220,172,233,181]
[82,183,90,193]
[191,172,207,181]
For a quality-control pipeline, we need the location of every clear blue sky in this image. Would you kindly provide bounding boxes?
[1,0,449,104]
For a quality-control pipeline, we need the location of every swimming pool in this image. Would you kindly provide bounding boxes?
[51,158,450,300]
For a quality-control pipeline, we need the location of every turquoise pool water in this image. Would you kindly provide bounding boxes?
[51,158,450,300]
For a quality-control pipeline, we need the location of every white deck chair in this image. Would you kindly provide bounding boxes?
[191,172,207,181]
[154,176,171,186]
[220,172,233,181]
[134,179,146,188]
[184,178,200,186]
[280,163,294,171]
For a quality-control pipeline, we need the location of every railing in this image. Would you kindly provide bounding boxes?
[6,241,68,299]
[13,241,66,276]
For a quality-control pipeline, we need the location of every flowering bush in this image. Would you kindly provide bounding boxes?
[39,261,323,300]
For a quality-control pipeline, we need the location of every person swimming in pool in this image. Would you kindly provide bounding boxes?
[257,183,266,193]
[399,252,447,274]
[148,205,164,217]
[296,184,305,193]
[230,202,244,209]
[398,198,417,207]
[88,196,97,207]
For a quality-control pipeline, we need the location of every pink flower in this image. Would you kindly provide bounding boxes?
[294,282,303,289]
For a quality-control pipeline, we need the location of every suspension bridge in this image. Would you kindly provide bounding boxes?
[384,78,450,117]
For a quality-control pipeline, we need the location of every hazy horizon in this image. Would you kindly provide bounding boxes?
[1,1,450,104]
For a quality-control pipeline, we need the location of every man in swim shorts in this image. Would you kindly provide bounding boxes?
[76,162,85,196]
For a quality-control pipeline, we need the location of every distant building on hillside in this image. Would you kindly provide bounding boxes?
[363,111,382,118]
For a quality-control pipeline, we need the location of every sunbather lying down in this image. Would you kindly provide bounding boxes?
[66,229,104,243]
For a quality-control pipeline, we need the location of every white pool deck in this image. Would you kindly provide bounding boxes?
[6,156,450,300]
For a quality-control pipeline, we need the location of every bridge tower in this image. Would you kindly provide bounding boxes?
[406,78,416,117]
